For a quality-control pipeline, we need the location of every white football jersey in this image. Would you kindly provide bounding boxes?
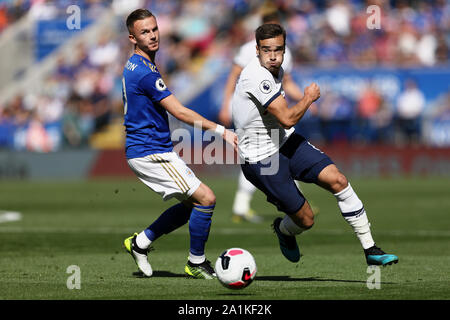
[233,39,293,73]
[232,57,295,162]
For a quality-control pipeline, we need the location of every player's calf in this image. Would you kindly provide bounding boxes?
[334,183,376,250]
[272,202,314,263]
[272,217,301,263]
[288,200,315,231]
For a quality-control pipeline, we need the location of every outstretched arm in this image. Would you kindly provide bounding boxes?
[218,64,243,127]
[160,94,237,149]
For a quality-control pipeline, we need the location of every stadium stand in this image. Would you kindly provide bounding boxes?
[0,0,449,153]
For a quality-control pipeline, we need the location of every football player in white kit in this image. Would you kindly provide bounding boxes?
[231,23,398,266]
[219,11,304,223]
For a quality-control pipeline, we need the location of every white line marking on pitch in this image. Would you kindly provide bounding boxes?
[0,211,22,224]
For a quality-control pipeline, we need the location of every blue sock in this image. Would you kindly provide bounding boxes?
[189,205,215,256]
[144,203,191,241]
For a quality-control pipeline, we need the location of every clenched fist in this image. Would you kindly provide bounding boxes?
[223,129,238,152]
[304,83,320,102]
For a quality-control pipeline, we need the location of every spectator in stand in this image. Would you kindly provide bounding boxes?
[62,92,95,147]
[0,4,9,33]
[88,33,120,68]
[25,111,52,152]
[0,102,16,148]
[28,0,58,21]
[395,79,426,144]
[325,0,352,37]
[316,27,346,66]
[372,98,394,144]
[356,85,383,142]
[317,91,354,143]
[435,31,449,64]
[422,91,450,146]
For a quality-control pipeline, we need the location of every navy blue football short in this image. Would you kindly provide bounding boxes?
[241,133,333,215]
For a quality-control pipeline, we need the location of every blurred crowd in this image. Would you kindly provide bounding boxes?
[0,0,449,152]
[0,0,109,32]
[297,77,450,146]
[0,0,29,33]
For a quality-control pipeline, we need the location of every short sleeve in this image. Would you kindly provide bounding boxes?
[139,73,172,103]
[244,76,282,109]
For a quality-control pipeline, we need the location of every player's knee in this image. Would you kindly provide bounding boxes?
[205,193,216,207]
[318,165,349,193]
[330,172,348,193]
[336,173,348,191]
[200,189,216,207]
[191,183,216,207]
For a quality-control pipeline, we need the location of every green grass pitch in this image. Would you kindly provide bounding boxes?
[0,176,449,300]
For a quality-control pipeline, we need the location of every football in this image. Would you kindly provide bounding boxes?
[215,248,257,289]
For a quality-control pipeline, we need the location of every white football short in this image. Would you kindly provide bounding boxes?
[127,152,202,201]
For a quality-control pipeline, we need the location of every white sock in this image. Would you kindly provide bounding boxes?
[334,183,375,250]
[232,191,252,215]
[189,252,205,264]
[136,231,152,249]
[279,215,307,236]
[232,172,256,216]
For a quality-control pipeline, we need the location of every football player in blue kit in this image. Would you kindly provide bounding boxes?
[122,9,237,278]
[231,23,398,266]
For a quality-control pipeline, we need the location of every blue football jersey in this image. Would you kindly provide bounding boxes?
[122,54,173,159]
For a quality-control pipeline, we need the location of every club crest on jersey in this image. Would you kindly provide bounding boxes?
[259,80,272,94]
[155,78,167,91]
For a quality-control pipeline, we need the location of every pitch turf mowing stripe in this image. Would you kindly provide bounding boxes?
[1,226,450,237]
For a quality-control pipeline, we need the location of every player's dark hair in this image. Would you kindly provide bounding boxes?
[126,8,154,33]
[255,23,286,47]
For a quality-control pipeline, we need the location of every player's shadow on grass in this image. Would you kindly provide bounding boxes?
[133,272,396,285]
[216,293,254,297]
[256,276,396,285]
[132,270,186,278]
